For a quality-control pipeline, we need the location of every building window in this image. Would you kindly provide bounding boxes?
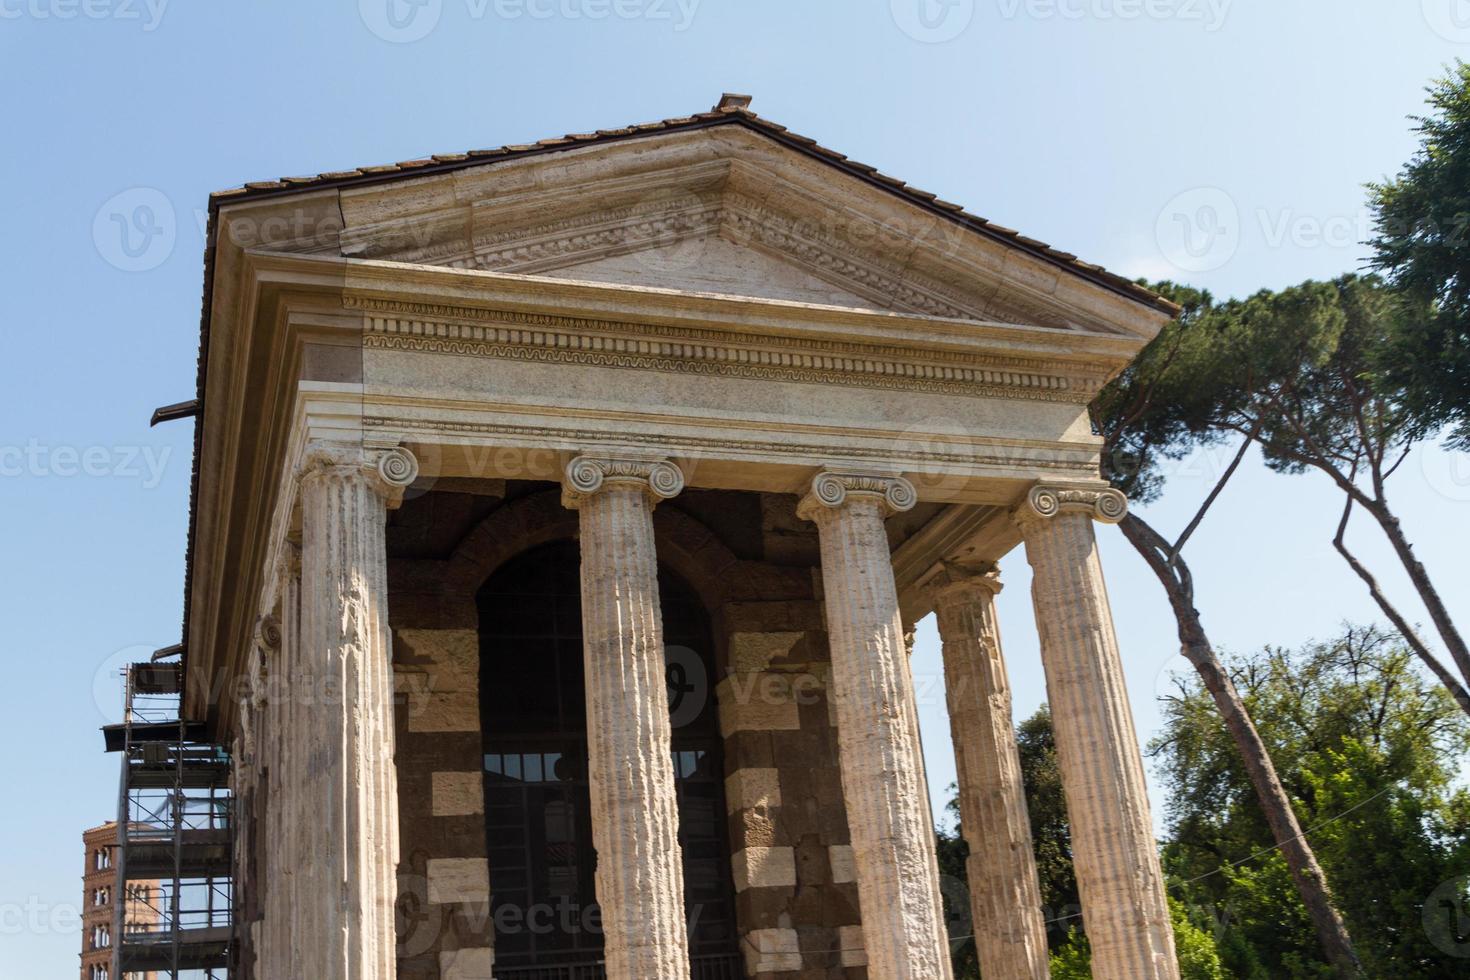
[91,966,109,980]
[93,887,110,907]
[93,848,112,871]
[91,924,110,950]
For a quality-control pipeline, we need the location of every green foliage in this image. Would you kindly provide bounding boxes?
[1154,626,1470,978]
[1369,61,1470,448]
[1101,274,1433,491]
[1172,897,1230,980]
[1016,704,1080,936]
[1048,929,1092,979]
[1044,901,1228,979]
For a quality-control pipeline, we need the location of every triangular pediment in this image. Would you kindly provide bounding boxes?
[540,235,883,309]
[264,121,1175,336]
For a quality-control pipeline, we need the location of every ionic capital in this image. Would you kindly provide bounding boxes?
[795,471,917,522]
[920,560,1003,603]
[254,613,282,654]
[1012,483,1127,528]
[298,442,419,505]
[561,454,685,509]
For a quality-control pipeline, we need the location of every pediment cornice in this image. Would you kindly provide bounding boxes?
[311,129,1168,338]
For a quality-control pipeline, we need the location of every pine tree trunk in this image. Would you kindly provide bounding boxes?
[1119,513,1364,979]
[1363,499,1470,688]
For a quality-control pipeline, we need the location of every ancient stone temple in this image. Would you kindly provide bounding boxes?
[184,95,1181,979]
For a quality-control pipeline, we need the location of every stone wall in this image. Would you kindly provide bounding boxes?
[381,486,866,979]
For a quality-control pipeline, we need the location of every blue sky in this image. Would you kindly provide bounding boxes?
[3,1,1469,974]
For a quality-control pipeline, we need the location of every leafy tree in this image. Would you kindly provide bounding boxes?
[1104,275,1470,719]
[1093,280,1364,975]
[1154,626,1470,978]
[1369,61,1470,450]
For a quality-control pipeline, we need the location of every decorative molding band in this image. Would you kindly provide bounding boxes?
[561,454,685,509]
[349,298,1104,404]
[360,415,1094,475]
[796,471,918,521]
[1014,484,1127,526]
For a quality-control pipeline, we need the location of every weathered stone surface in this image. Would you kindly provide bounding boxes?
[439,947,494,979]
[828,844,856,885]
[798,472,952,980]
[733,846,798,891]
[395,629,480,733]
[726,767,782,812]
[563,456,692,980]
[1017,486,1178,980]
[292,444,413,980]
[743,927,803,973]
[427,858,490,904]
[431,772,484,817]
[928,566,1050,980]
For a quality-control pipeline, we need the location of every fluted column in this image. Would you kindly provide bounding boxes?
[296,443,417,980]
[927,565,1050,980]
[1015,485,1178,980]
[797,472,953,980]
[257,545,299,980]
[562,455,691,980]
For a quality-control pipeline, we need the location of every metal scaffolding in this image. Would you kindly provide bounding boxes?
[104,656,232,979]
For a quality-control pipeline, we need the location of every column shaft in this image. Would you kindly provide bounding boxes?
[297,450,406,980]
[1019,488,1177,980]
[801,474,953,980]
[932,574,1050,979]
[566,457,690,980]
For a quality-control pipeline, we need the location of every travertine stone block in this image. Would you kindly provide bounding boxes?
[828,844,856,884]
[431,772,484,817]
[798,472,954,980]
[726,767,782,813]
[439,947,494,979]
[427,858,490,905]
[742,927,803,973]
[1017,485,1178,980]
[563,455,692,980]
[733,846,798,891]
[730,631,804,671]
[838,925,868,967]
[395,629,480,733]
[928,565,1050,980]
[716,675,802,736]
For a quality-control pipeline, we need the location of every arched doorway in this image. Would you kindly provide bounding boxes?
[477,540,741,976]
